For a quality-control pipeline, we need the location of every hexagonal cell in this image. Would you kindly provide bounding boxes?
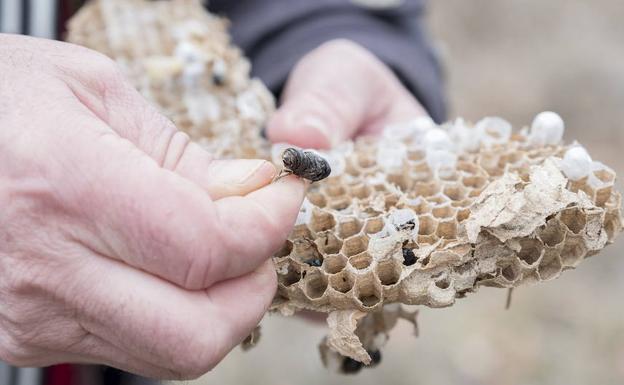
[274,240,293,258]
[323,254,348,274]
[498,151,524,167]
[329,270,355,293]
[538,220,566,247]
[307,191,327,208]
[408,199,430,215]
[348,251,373,270]
[291,224,313,239]
[279,261,302,287]
[517,238,544,266]
[500,264,520,282]
[417,234,439,245]
[427,194,449,206]
[413,182,440,197]
[338,218,364,239]
[456,208,471,223]
[293,238,324,267]
[468,188,484,198]
[559,207,586,234]
[351,184,372,199]
[329,197,352,211]
[462,175,488,189]
[309,209,336,232]
[443,183,467,201]
[594,168,615,184]
[538,249,562,280]
[342,235,370,257]
[377,259,402,286]
[356,153,376,169]
[323,184,346,198]
[304,271,328,299]
[387,173,409,191]
[457,160,481,175]
[432,204,455,219]
[434,274,452,289]
[418,215,438,236]
[560,235,588,267]
[595,186,613,207]
[354,273,382,308]
[436,220,458,239]
[315,231,343,255]
[364,217,385,234]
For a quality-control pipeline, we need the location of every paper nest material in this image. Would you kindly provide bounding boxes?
[68,0,623,373]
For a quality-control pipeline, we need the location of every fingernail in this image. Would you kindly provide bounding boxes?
[300,115,340,147]
[211,160,276,186]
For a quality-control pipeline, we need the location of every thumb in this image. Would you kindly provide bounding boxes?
[267,39,426,149]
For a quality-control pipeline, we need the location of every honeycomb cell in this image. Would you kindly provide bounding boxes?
[456,160,481,175]
[434,274,452,289]
[436,220,458,239]
[537,220,565,247]
[443,184,467,201]
[456,208,471,223]
[291,224,313,239]
[324,184,347,198]
[309,209,336,232]
[462,175,487,189]
[279,262,302,287]
[316,232,343,255]
[356,153,376,169]
[275,240,293,258]
[594,168,615,184]
[364,217,385,234]
[304,271,328,299]
[413,182,440,197]
[498,151,524,167]
[293,238,324,266]
[560,234,588,267]
[342,235,370,257]
[517,238,544,266]
[418,215,438,235]
[349,252,373,270]
[338,218,364,239]
[538,248,563,280]
[307,191,327,208]
[329,270,355,293]
[500,264,519,282]
[329,197,352,211]
[376,259,402,286]
[559,207,586,234]
[354,273,382,308]
[351,184,372,199]
[432,205,455,219]
[595,185,613,207]
[323,254,348,274]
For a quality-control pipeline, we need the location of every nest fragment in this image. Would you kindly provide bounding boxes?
[68,0,623,372]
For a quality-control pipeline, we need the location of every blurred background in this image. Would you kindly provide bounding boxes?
[180,1,624,385]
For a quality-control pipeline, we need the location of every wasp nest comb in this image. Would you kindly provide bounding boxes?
[68,0,622,373]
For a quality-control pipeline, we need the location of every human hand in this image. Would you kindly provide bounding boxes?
[0,34,304,379]
[267,39,428,149]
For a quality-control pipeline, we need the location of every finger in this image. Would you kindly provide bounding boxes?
[59,245,277,380]
[267,39,425,149]
[58,114,302,290]
[177,175,304,288]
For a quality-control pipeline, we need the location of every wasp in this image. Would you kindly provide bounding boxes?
[275,147,332,182]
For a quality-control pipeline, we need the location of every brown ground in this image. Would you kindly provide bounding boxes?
[183,2,624,384]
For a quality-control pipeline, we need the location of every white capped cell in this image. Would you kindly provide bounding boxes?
[529,111,565,146]
[423,128,453,151]
[426,149,458,175]
[450,118,480,152]
[475,117,512,147]
[377,140,407,172]
[560,146,592,181]
[386,208,419,237]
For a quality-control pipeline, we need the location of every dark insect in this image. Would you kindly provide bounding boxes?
[276,147,331,182]
[341,357,363,374]
[397,219,416,232]
[367,350,382,366]
[305,258,323,267]
[402,247,417,266]
[212,73,225,86]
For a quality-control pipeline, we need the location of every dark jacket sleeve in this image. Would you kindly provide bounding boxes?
[207,0,446,123]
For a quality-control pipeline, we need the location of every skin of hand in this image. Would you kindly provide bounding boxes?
[267,39,428,149]
[0,34,305,380]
